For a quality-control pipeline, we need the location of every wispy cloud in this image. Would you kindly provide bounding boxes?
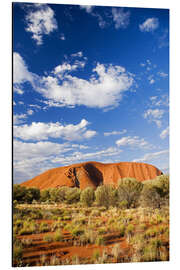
[104,129,127,136]
[133,149,169,163]
[112,8,130,29]
[14,119,97,141]
[143,108,164,127]
[13,114,27,125]
[24,4,57,45]
[116,136,151,149]
[139,18,159,32]
[157,71,168,78]
[160,126,169,139]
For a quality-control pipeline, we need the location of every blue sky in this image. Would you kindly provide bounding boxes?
[13,3,169,184]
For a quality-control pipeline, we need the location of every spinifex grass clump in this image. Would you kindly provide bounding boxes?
[53,229,63,241]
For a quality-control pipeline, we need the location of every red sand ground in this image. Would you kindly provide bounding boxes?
[21,161,163,190]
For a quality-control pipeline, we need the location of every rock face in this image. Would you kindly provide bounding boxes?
[21,161,163,190]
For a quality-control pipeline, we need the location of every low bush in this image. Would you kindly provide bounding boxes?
[43,234,53,243]
[95,185,117,209]
[80,187,95,207]
[54,230,63,241]
[95,235,105,245]
[117,178,143,209]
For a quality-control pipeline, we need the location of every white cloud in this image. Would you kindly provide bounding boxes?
[116,136,150,149]
[51,146,123,164]
[13,52,33,84]
[25,4,57,45]
[71,51,83,58]
[27,109,34,115]
[60,33,65,40]
[37,63,134,109]
[112,8,130,29]
[149,79,155,84]
[14,119,97,141]
[13,114,27,125]
[139,18,159,32]
[160,126,169,139]
[149,95,169,107]
[13,140,122,183]
[13,139,77,182]
[14,86,24,95]
[104,129,127,136]
[148,75,155,84]
[80,5,94,13]
[133,149,169,163]
[143,109,164,127]
[13,53,134,109]
[53,60,85,75]
[157,71,168,78]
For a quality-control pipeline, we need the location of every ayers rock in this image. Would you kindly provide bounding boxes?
[21,161,163,190]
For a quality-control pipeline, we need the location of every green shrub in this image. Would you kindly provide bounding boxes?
[117,224,125,237]
[39,222,49,233]
[13,245,23,262]
[117,178,143,208]
[95,185,117,209]
[40,189,51,202]
[71,226,84,237]
[43,234,53,242]
[141,185,162,209]
[92,249,100,260]
[80,187,95,207]
[65,187,81,204]
[13,185,40,204]
[126,224,134,235]
[95,235,105,245]
[54,230,63,241]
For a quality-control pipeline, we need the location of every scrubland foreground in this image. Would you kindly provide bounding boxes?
[13,175,169,267]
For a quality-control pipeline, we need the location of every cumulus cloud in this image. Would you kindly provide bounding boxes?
[25,4,57,45]
[13,139,78,182]
[13,53,134,109]
[116,136,150,149]
[37,63,134,109]
[139,18,159,32]
[14,119,97,141]
[160,126,169,139]
[53,60,85,75]
[143,109,164,127]
[13,52,33,84]
[13,114,27,125]
[104,129,127,136]
[112,8,130,29]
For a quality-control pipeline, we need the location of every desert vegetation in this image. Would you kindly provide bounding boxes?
[13,175,169,266]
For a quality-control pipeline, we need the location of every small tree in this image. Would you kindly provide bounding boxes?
[80,187,95,207]
[13,184,26,203]
[95,185,117,209]
[141,175,169,208]
[117,178,143,209]
[40,189,51,202]
[24,187,40,203]
[140,185,162,209]
[65,187,81,204]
